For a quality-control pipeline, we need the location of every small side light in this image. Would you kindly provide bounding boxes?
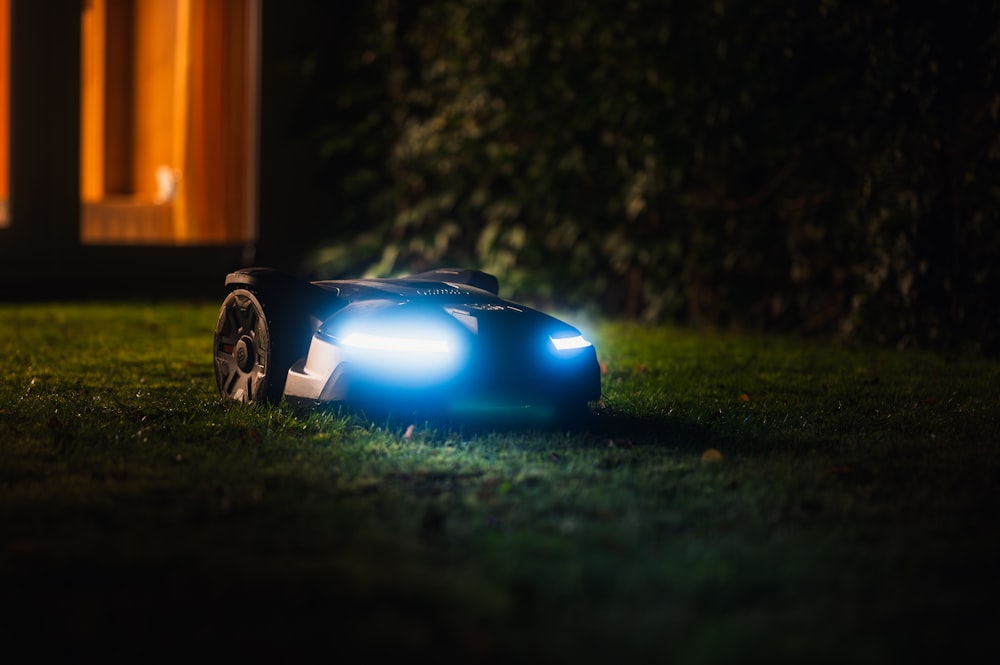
[550,334,592,351]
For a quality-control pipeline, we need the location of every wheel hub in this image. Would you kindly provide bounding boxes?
[235,335,255,372]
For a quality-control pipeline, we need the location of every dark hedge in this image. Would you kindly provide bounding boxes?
[277,0,1000,353]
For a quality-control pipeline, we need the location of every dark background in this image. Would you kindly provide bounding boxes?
[258,0,999,354]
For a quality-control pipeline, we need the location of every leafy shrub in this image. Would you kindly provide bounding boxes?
[298,0,1000,352]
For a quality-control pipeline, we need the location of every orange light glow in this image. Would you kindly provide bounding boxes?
[0,0,10,227]
[80,0,258,245]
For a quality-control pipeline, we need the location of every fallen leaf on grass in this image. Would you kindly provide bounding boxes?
[700,448,724,463]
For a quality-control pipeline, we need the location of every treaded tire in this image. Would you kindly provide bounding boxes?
[214,288,299,404]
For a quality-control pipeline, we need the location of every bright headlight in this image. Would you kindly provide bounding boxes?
[550,334,592,351]
[342,332,450,354]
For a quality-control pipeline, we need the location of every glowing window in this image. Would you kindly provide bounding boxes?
[80,0,259,244]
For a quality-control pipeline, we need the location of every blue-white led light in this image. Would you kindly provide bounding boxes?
[550,334,592,351]
[342,332,450,354]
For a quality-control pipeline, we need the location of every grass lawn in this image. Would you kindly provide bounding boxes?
[1,301,998,663]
